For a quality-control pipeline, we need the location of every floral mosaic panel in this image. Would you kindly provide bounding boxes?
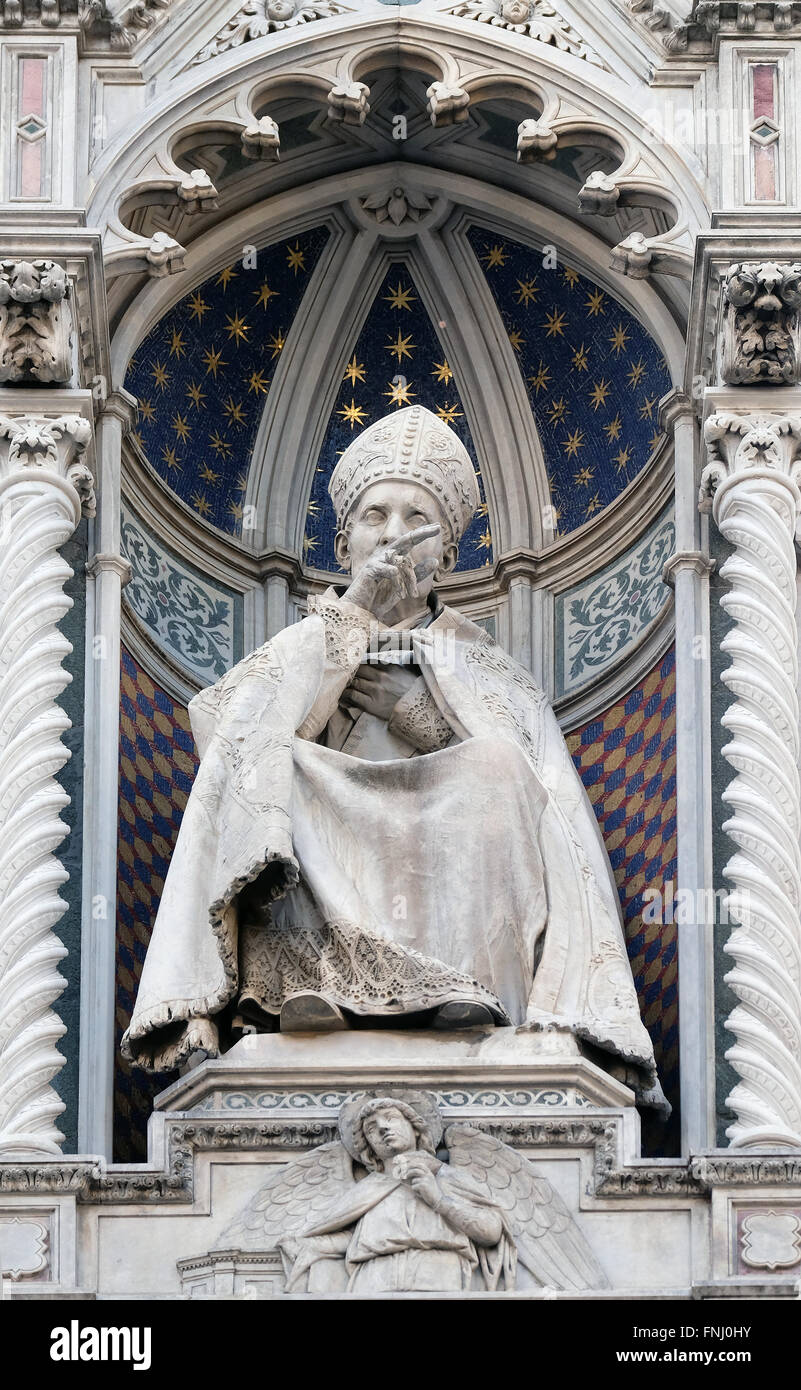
[467,225,673,535]
[555,510,675,698]
[121,505,242,684]
[304,265,492,574]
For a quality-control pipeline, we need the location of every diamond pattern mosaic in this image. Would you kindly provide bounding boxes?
[114,650,199,1161]
[114,645,678,1160]
[566,646,679,1139]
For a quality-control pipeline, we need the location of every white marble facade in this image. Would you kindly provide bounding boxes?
[2,0,801,1302]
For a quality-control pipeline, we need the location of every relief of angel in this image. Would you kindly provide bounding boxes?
[217,1092,608,1295]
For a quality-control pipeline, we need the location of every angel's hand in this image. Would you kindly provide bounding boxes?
[344,525,440,620]
[393,1152,443,1205]
[392,1151,441,1180]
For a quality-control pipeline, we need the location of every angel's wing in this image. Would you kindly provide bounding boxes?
[215,1142,355,1251]
[444,1123,608,1291]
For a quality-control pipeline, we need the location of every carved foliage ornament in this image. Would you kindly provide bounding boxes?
[450,0,606,66]
[721,261,801,386]
[360,187,432,227]
[191,0,345,64]
[0,413,94,512]
[0,260,72,386]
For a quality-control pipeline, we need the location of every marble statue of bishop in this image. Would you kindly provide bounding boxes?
[122,406,663,1109]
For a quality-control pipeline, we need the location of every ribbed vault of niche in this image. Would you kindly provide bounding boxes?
[124,225,330,535]
[303,262,493,575]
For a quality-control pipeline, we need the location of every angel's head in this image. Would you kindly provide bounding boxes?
[351,1098,437,1172]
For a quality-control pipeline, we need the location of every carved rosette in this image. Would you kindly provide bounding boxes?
[700,411,801,1149]
[0,413,94,1157]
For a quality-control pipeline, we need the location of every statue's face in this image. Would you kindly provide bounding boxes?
[501,0,530,23]
[335,479,457,595]
[266,0,296,19]
[362,1105,418,1162]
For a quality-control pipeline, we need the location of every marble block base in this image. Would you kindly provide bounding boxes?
[155,1025,639,1120]
[4,1035,801,1299]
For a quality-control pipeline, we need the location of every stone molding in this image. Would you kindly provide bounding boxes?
[0,261,73,387]
[721,262,801,387]
[662,550,715,585]
[11,1108,801,1205]
[700,408,801,1149]
[85,552,132,586]
[0,409,94,1158]
[628,0,801,53]
[0,0,179,52]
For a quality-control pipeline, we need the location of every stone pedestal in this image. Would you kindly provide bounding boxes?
[2,1031,801,1299]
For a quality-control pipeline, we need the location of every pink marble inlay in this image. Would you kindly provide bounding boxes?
[752,63,777,121]
[20,57,45,118]
[753,143,777,201]
[19,140,43,198]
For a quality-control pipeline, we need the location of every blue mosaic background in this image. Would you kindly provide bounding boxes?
[303,267,492,574]
[467,226,673,536]
[124,226,330,535]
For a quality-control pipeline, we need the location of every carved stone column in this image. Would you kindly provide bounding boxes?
[0,409,94,1157]
[700,406,801,1149]
[661,390,716,1152]
[78,390,135,1158]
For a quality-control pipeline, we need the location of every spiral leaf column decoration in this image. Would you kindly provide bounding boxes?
[0,414,94,1157]
[702,411,801,1149]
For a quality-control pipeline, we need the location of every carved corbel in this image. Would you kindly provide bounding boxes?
[516,117,558,161]
[720,261,801,386]
[104,223,186,282]
[241,115,280,160]
[577,170,620,215]
[426,82,470,126]
[610,231,653,278]
[0,411,95,1157]
[700,408,801,1150]
[116,151,219,220]
[327,81,370,126]
[610,225,693,281]
[176,168,219,213]
[0,259,73,385]
[0,0,60,23]
[577,146,674,220]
